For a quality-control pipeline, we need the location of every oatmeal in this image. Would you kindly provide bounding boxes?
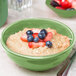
[6,28,70,56]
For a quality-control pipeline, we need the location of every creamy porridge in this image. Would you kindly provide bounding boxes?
[6,28,70,56]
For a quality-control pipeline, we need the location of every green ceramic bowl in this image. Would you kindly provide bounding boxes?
[46,0,76,18]
[1,18,75,71]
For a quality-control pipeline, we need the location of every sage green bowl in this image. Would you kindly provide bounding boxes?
[1,18,75,71]
[46,0,76,18]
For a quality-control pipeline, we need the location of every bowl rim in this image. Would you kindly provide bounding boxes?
[1,18,76,59]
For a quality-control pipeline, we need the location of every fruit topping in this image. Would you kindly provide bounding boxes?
[21,29,53,48]
[50,0,74,10]
[27,35,34,42]
[51,0,60,7]
[38,33,46,39]
[32,33,38,38]
[26,30,33,35]
[20,34,27,42]
[44,32,53,42]
[34,37,39,42]
[40,29,47,35]
[46,41,52,48]
[28,42,46,48]
[61,0,72,9]
[33,33,43,42]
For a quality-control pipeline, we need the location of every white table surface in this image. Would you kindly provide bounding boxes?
[0,0,76,76]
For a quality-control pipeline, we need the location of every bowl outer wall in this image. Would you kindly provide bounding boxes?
[5,47,72,71]
[46,0,76,18]
[1,18,75,71]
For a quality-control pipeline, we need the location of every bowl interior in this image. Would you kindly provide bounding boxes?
[2,19,74,49]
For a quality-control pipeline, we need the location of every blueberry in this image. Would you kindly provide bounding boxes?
[46,41,52,48]
[27,35,34,42]
[34,37,39,42]
[66,8,75,11]
[38,33,46,39]
[40,29,47,35]
[26,30,33,35]
[51,0,60,7]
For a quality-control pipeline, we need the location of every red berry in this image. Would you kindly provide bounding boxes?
[56,6,64,10]
[61,0,72,9]
[28,42,45,48]
[33,33,43,42]
[44,32,53,42]
[20,34,28,42]
[32,33,38,38]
